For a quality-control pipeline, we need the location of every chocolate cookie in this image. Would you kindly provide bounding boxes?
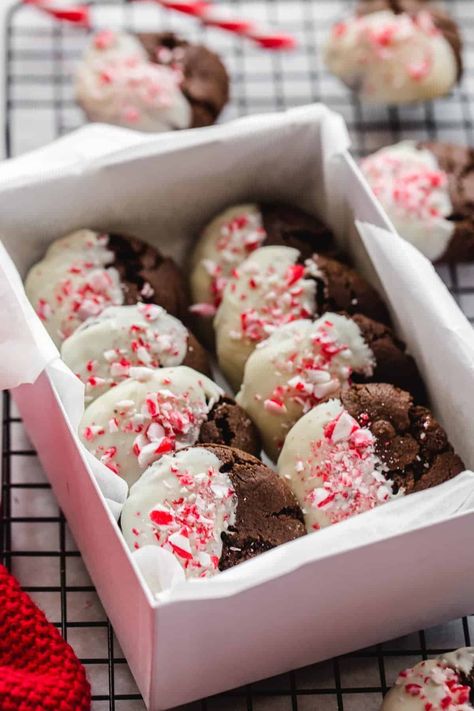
[381,647,474,710]
[421,141,474,262]
[121,444,305,579]
[138,32,230,127]
[79,365,260,486]
[351,313,425,402]
[237,311,424,461]
[339,383,463,493]
[214,245,389,390]
[361,140,474,262]
[313,254,390,325]
[189,202,337,339]
[61,303,210,404]
[107,233,189,322]
[277,383,463,532]
[198,395,261,456]
[25,230,189,347]
[324,0,462,104]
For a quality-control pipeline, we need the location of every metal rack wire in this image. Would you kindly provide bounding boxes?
[1,1,474,709]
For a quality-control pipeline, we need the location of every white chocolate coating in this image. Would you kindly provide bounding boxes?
[237,314,374,461]
[75,30,192,132]
[61,304,189,403]
[214,246,318,391]
[121,447,237,578]
[190,204,266,317]
[361,141,455,261]
[277,399,398,532]
[25,230,124,347]
[381,648,474,710]
[324,10,458,104]
[80,366,223,486]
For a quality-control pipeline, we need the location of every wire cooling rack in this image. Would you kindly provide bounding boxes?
[1,1,474,710]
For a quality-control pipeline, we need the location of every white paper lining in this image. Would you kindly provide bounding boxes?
[0,105,472,599]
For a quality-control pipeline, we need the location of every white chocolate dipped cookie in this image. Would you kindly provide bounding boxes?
[75,30,192,132]
[237,314,374,460]
[381,648,474,710]
[324,4,462,105]
[121,444,305,579]
[61,303,210,403]
[25,230,188,347]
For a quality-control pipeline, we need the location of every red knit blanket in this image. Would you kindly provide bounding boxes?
[0,564,91,710]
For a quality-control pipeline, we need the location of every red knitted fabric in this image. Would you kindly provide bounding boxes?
[0,564,91,710]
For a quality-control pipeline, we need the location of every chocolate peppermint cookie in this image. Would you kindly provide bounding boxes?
[324,0,462,104]
[361,140,474,262]
[79,365,261,486]
[25,230,189,346]
[381,647,474,710]
[190,202,337,329]
[61,303,210,404]
[237,312,424,461]
[214,245,390,390]
[75,29,229,133]
[121,444,305,578]
[278,382,463,532]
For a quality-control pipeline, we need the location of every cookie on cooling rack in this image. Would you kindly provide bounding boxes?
[25,230,189,346]
[61,303,210,404]
[214,245,390,390]
[236,312,424,461]
[361,140,474,262]
[277,382,464,532]
[79,365,261,486]
[121,444,305,578]
[75,29,229,132]
[324,0,462,105]
[381,647,474,710]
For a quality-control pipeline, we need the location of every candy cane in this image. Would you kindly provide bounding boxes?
[22,0,297,50]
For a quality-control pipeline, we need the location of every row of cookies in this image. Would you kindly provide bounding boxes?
[24,204,463,579]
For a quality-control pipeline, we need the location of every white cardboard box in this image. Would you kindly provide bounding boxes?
[1,105,474,710]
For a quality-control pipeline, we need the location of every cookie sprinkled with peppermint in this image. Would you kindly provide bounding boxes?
[80,365,260,486]
[190,202,336,323]
[121,444,305,579]
[214,245,389,390]
[61,303,210,403]
[362,140,474,262]
[75,30,229,132]
[237,312,423,461]
[25,230,188,346]
[278,383,463,532]
[75,30,191,132]
[325,0,462,104]
[381,647,474,710]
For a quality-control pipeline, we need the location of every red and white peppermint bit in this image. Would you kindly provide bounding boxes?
[301,409,397,527]
[148,462,235,576]
[262,320,368,416]
[391,659,472,710]
[71,304,188,399]
[24,0,297,51]
[202,211,267,309]
[33,234,123,342]
[85,386,211,475]
[361,146,449,225]
[122,448,238,578]
[232,258,317,343]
